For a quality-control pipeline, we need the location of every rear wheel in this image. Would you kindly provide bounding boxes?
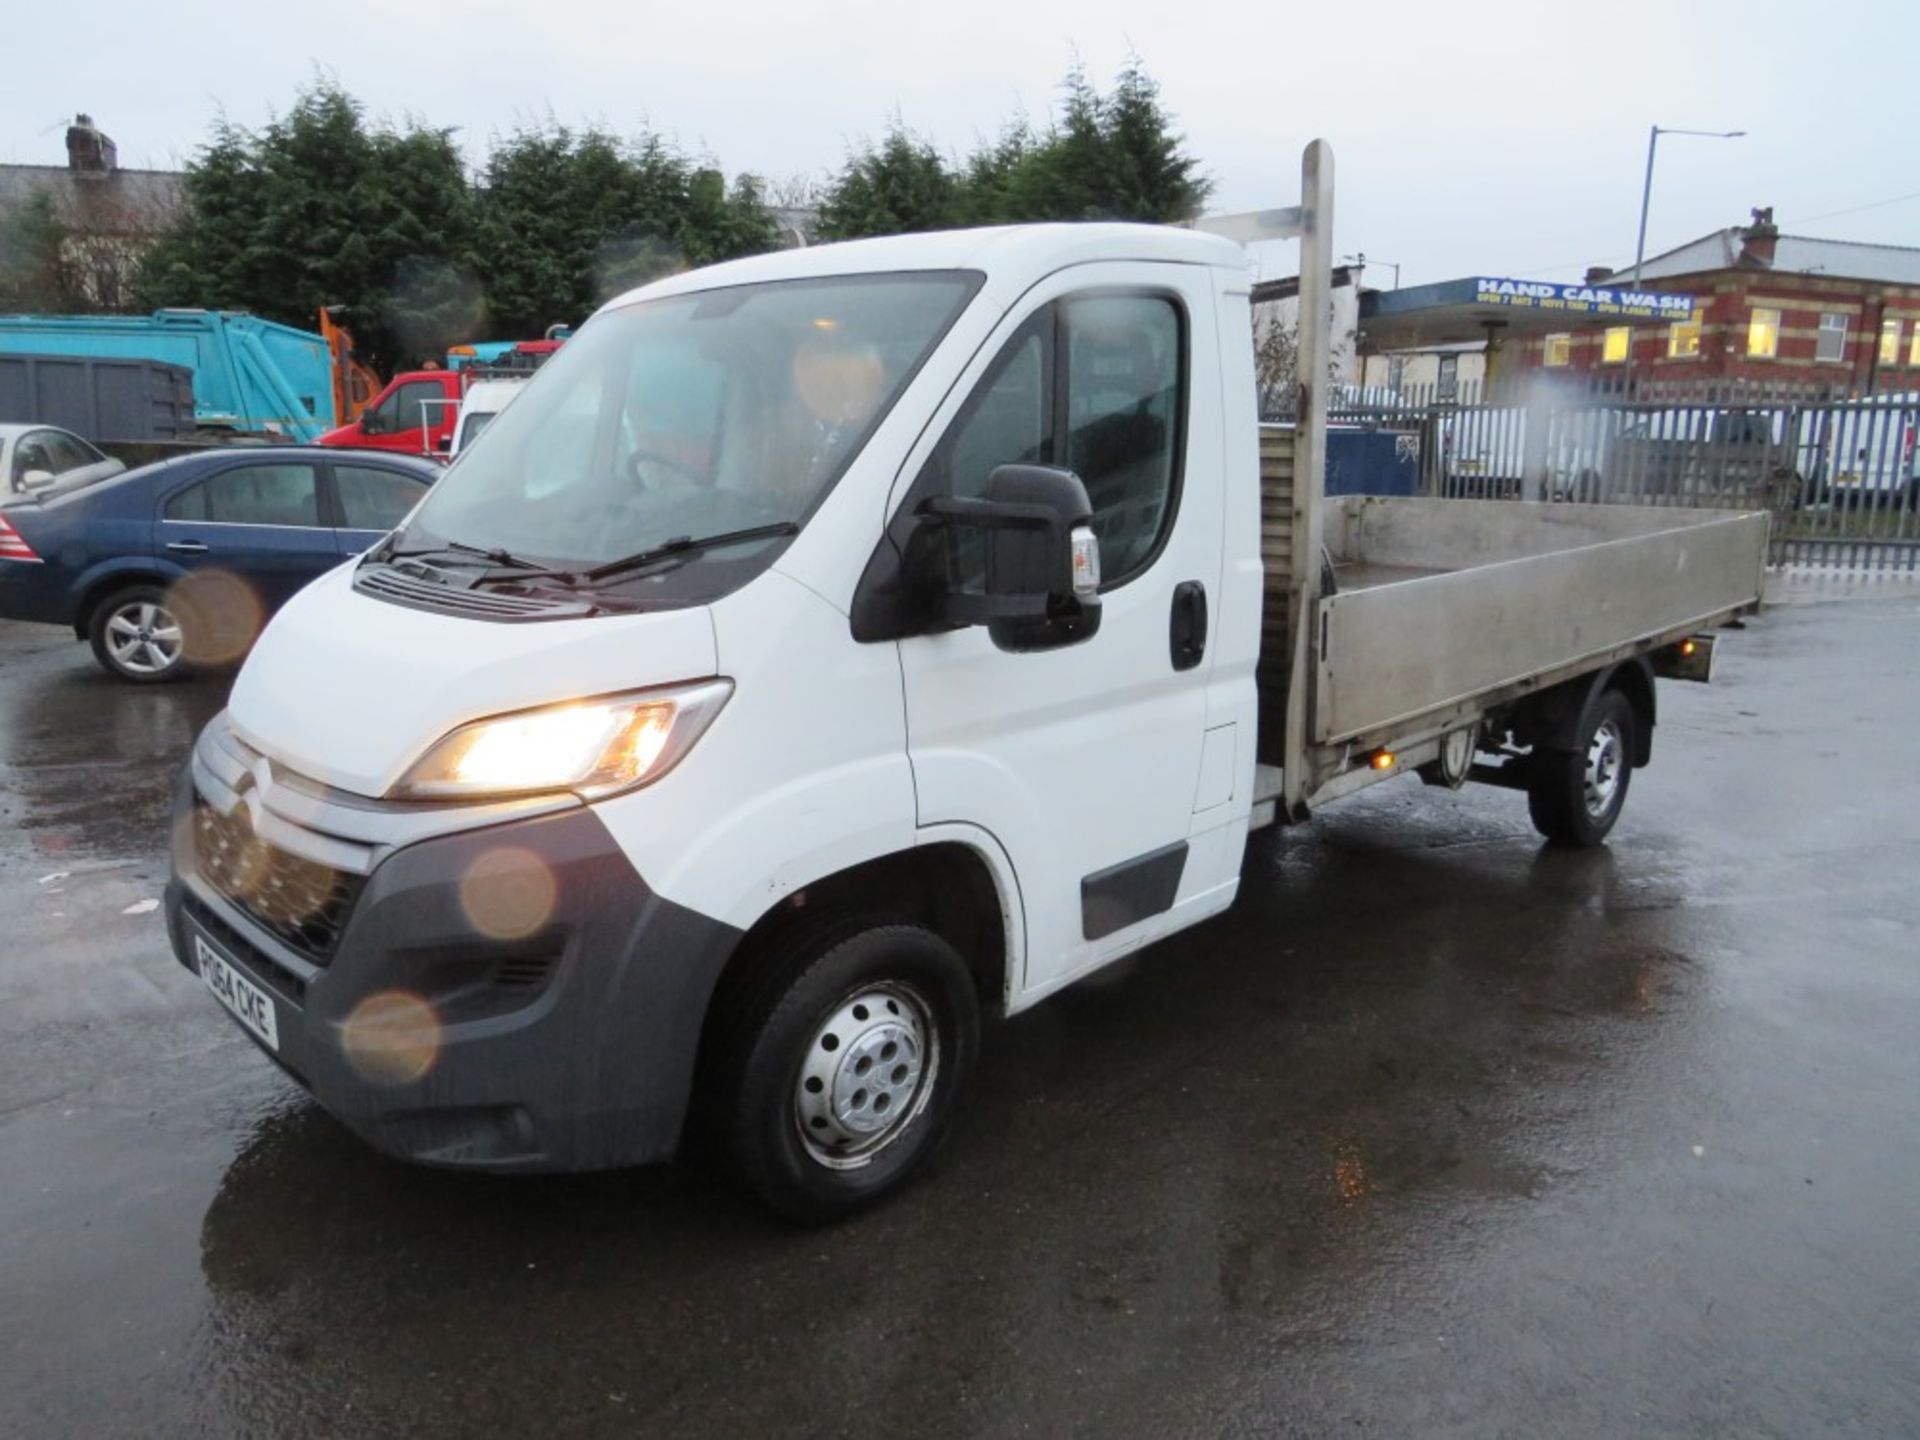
[1528,689,1635,848]
[714,922,979,1222]
[88,585,189,683]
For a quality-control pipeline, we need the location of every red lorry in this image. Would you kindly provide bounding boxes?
[315,370,462,455]
[316,340,566,456]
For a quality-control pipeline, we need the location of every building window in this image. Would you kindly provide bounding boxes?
[1387,356,1406,393]
[1437,354,1459,399]
[1668,305,1706,358]
[1911,324,1920,367]
[1816,313,1849,363]
[1880,317,1902,366]
[1543,333,1572,367]
[1600,327,1630,365]
[1747,307,1781,359]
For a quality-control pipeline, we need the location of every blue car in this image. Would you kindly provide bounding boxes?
[0,446,437,682]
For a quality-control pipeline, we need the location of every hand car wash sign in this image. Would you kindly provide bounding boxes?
[1474,278,1695,321]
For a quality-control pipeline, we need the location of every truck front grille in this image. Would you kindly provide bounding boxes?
[193,800,362,962]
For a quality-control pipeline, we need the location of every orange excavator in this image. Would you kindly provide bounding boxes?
[318,307,385,426]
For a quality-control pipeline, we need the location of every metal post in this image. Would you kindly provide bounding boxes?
[1284,138,1334,817]
[1631,125,1659,290]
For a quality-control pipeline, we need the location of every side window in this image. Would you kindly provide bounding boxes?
[928,315,1054,501]
[166,464,321,526]
[163,480,208,521]
[366,381,441,433]
[916,292,1185,590]
[334,464,425,531]
[363,388,400,431]
[13,432,55,480]
[387,381,445,434]
[43,431,98,472]
[458,410,496,451]
[1062,295,1182,582]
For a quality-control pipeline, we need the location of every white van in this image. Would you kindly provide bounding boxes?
[448,377,527,457]
[165,149,1766,1219]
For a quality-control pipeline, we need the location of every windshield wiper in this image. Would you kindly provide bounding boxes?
[382,539,579,582]
[579,522,801,585]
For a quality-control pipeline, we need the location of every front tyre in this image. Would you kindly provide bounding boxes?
[88,585,189,683]
[1528,689,1636,848]
[721,924,979,1222]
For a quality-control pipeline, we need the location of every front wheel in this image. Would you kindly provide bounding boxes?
[717,923,980,1222]
[1528,689,1636,848]
[88,585,190,683]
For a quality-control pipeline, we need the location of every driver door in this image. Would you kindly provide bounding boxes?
[892,264,1229,1000]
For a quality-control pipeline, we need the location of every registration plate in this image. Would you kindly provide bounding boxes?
[196,933,280,1052]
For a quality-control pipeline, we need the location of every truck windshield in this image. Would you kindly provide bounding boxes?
[398,271,979,576]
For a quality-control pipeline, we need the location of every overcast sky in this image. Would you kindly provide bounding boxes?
[5,0,1914,287]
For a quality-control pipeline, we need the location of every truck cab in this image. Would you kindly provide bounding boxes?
[317,370,461,455]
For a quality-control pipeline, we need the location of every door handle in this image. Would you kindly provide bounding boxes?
[1169,581,1208,671]
[165,540,208,554]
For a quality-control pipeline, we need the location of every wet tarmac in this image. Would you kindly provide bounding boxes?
[3,597,1918,1438]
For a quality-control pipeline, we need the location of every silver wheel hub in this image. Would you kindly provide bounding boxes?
[795,983,937,1169]
[105,600,183,675]
[1584,718,1624,818]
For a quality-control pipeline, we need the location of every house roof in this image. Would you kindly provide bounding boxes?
[0,164,185,237]
[1601,228,1920,287]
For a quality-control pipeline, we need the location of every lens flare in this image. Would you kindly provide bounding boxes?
[168,569,265,666]
[341,990,442,1085]
[459,845,559,940]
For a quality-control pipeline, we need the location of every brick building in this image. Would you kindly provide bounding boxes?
[1506,209,1920,392]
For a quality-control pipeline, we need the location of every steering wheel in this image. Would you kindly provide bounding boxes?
[626,448,706,490]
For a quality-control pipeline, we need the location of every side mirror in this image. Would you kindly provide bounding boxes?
[433,433,452,454]
[20,469,56,492]
[359,413,383,436]
[905,464,1102,651]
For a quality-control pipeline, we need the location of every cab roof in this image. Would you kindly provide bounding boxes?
[602,224,1249,315]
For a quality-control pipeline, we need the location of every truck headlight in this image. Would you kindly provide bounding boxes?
[389,679,732,801]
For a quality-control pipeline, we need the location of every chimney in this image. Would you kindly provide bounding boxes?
[1739,205,1778,267]
[65,113,117,176]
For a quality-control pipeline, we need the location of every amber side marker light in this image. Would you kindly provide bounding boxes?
[1654,635,1715,683]
[1370,749,1397,771]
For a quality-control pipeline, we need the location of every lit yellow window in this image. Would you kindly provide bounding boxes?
[1748,307,1781,358]
[1543,333,1572,367]
[1911,324,1920,366]
[1601,327,1631,364]
[1881,317,1902,366]
[1669,305,1706,358]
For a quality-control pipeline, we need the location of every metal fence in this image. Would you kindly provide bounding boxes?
[1288,375,1920,575]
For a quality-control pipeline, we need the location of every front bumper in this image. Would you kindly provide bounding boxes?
[165,717,741,1172]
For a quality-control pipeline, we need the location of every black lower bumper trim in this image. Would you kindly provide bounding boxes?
[167,767,742,1173]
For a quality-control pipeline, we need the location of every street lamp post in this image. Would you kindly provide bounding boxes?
[1342,252,1401,289]
[1631,125,1746,288]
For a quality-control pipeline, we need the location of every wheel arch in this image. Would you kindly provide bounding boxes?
[704,838,1014,1023]
[1515,656,1657,767]
[70,563,184,639]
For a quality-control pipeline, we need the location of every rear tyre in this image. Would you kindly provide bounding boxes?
[88,585,189,684]
[715,923,979,1222]
[1527,689,1635,848]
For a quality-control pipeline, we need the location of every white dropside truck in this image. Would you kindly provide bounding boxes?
[168,143,1769,1218]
